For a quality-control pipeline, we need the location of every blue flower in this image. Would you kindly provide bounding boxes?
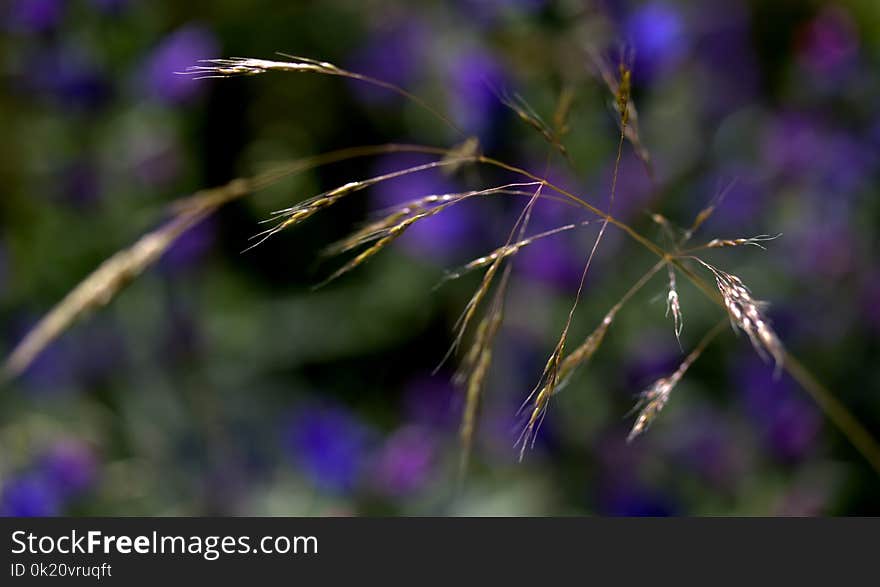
[446,48,508,145]
[624,1,687,81]
[39,441,99,498]
[371,426,436,496]
[736,355,821,462]
[284,404,373,494]
[2,475,61,517]
[5,0,66,34]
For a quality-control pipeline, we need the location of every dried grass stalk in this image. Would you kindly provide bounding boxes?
[4,208,208,378]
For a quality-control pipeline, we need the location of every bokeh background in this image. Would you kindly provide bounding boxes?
[1,0,879,515]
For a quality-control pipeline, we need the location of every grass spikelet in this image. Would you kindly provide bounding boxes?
[666,266,683,346]
[247,158,478,251]
[517,60,634,458]
[319,182,542,286]
[500,90,571,162]
[4,208,209,379]
[702,233,783,250]
[628,319,727,441]
[456,273,507,480]
[440,221,592,284]
[588,47,654,183]
[692,258,784,369]
[185,53,465,136]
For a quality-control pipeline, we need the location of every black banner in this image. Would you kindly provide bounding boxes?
[1,517,876,584]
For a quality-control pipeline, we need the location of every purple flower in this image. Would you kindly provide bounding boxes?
[370,152,477,261]
[347,18,428,104]
[13,332,78,393]
[762,113,825,180]
[516,233,583,291]
[788,219,857,281]
[446,48,507,144]
[624,1,688,81]
[795,7,858,77]
[144,25,218,105]
[736,355,821,462]
[2,475,61,517]
[5,0,66,33]
[691,168,768,235]
[10,317,126,392]
[284,404,373,493]
[598,482,678,516]
[39,441,99,498]
[371,426,436,496]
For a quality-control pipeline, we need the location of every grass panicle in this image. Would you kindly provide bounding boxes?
[692,258,785,370]
[628,319,727,441]
[7,50,880,481]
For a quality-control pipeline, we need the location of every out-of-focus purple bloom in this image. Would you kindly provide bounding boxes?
[788,219,856,281]
[402,375,460,431]
[624,1,687,81]
[516,234,583,291]
[2,475,61,517]
[145,25,218,105]
[820,132,873,195]
[370,152,477,262]
[39,441,99,498]
[763,113,824,180]
[159,217,216,274]
[284,404,373,494]
[6,0,66,33]
[19,49,110,112]
[347,18,428,105]
[736,355,821,462]
[11,317,126,391]
[694,168,768,234]
[796,7,858,77]
[446,48,507,145]
[598,481,678,516]
[15,335,78,393]
[371,426,436,496]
